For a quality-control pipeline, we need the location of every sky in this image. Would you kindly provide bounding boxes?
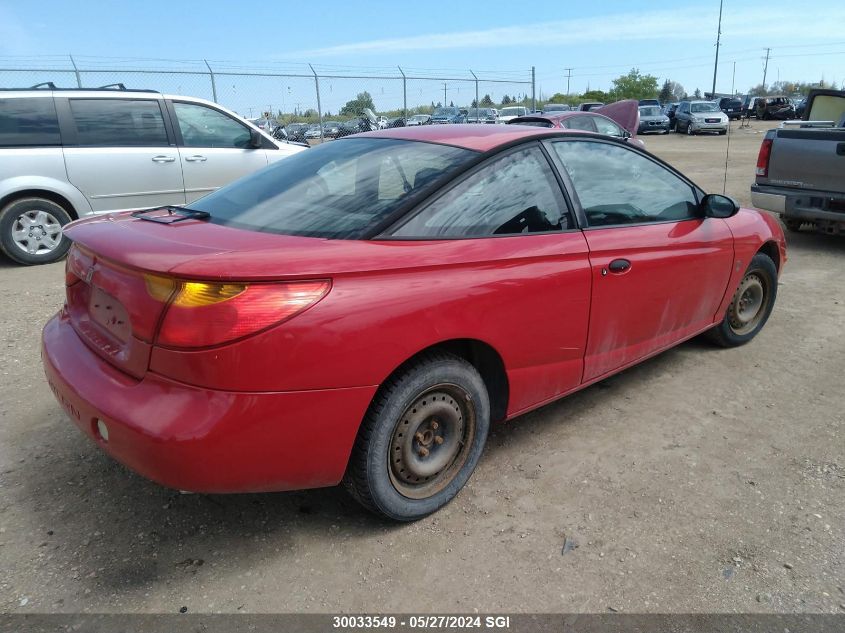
[2,0,845,116]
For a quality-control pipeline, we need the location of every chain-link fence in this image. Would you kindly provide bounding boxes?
[0,57,535,137]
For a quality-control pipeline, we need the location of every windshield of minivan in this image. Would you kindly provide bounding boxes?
[186,138,476,239]
[690,102,720,113]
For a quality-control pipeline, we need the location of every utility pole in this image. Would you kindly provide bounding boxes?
[762,48,771,94]
[443,83,447,106]
[564,68,573,95]
[710,0,723,98]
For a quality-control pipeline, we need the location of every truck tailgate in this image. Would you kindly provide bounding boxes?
[762,128,845,193]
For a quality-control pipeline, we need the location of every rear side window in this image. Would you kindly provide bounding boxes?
[0,98,60,147]
[69,99,168,146]
[564,116,596,132]
[391,145,571,238]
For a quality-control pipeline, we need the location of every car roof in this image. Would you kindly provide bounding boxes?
[362,123,592,152]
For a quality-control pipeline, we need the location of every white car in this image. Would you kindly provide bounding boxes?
[406,114,431,126]
[497,106,530,123]
[0,87,305,265]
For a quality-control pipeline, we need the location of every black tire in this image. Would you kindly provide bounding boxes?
[0,197,73,265]
[686,122,695,136]
[344,351,490,521]
[719,130,727,135]
[706,253,778,348]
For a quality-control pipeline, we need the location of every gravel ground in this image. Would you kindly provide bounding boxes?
[0,120,842,615]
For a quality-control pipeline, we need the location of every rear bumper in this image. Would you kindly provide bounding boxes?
[751,184,845,225]
[42,310,377,493]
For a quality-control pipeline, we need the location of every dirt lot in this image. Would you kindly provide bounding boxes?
[0,121,843,615]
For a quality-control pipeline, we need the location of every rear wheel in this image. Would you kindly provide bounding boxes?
[706,253,778,347]
[344,352,490,521]
[0,197,73,265]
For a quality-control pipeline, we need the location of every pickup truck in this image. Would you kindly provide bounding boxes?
[751,89,845,234]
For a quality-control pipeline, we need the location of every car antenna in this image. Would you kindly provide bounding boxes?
[722,62,736,195]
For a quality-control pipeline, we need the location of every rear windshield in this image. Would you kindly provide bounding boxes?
[187,138,476,239]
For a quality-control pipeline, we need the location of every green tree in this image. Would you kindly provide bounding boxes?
[658,79,673,104]
[480,94,494,107]
[501,95,512,105]
[693,88,702,99]
[582,89,609,103]
[609,68,659,100]
[339,91,376,117]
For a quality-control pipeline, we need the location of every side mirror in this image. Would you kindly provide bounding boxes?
[621,129,632,139]
[701,193,739,218]
[248,128,263,149]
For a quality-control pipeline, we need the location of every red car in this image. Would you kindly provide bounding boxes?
[42,124,786,521]
[509,100,646,148]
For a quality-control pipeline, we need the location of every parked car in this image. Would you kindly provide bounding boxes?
[284,122,310,143]
[673,101,728,135]
[322,121,342,138]
[578,102,604,111]
[406,114,431,126]
[304,124,323,139]
[430,107,465,124]
[663,102,680,127]
[637,105,670,134]
[386,116,406,128]
[509,100,645,147]
[0,88,305,265]
[751,88,845,233]
[466,108,497,124]
[755,96,796,120]
[497,106,529,123]
[377,116,388,129]
[43,123,786,521]
[335,119,364,138]
[717,97,743,120]
[637,99,660,107]
[542,103,571,113]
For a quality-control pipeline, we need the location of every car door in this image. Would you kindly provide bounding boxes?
[60,97,185,212]
[387,143,592,414]
[546,138,734,383]
[168,101,270,203]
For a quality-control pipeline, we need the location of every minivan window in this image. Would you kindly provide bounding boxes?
[69,99,168,146]
[187,138,475,239]
[173,102,253,148]
[0,98,61,147]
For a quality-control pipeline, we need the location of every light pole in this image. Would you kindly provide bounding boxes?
[711,0,723,98]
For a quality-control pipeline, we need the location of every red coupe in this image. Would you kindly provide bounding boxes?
[42,124,786,521]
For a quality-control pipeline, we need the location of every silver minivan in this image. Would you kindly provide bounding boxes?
[0,88,306,265]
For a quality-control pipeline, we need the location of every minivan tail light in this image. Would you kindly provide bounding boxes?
[154,279,330,348]
[756,138,773,177]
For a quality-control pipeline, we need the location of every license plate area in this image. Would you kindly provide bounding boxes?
[706,118,720,123]
[89,287,132,344]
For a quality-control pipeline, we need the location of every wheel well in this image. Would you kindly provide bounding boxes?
[0,190,78,220]
[386,339,509,423]
[758,240,780,272]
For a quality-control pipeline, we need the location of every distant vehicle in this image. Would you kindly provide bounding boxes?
[497,106,529,123]
[638,99,660,107]
[673,101,728,135]
[741,95,760,119]
[751,88,845,234]
[323,121,342,138]
[794,98,807,118]
[542,103,571,113]
[386,116,406,128]
[508,100,644,147]
[335,119,364,138]
[663,102,680,126]
[406,114,431,126]
[285,123,310,142]
[377,116,388,129]
[579,102,604,111]
[717,97,743,120]
[466,108,497,124]
[305,125,323,139]
[637,105,670,134]
[430,107,465,124]
[755,96,796,120]
[0,88,305,265]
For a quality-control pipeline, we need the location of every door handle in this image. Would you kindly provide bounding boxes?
[184,155,207,162]
[608,258,632,273]
[151,155,176,163]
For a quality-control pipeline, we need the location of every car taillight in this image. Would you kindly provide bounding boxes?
[148,277,330,348]
[756,138,773,177]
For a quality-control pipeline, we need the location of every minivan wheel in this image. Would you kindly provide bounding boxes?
[344,351,490,521]
[0,198,73,265]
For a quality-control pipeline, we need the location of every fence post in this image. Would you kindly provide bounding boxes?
[469,69,478,112]
[309,64,324,141]
[531,66,536,112]
[68,54,82,88]
[204,59,218,103]
[398,66,407,119]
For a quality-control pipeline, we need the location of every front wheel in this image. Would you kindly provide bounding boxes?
[706,253,778,347]
[344,351,490,521]
[686,122,695,136]
[0,197,73,265]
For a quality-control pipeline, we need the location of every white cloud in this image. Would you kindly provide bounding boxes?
[287,7,845,58]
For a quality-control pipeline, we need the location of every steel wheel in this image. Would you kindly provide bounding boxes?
[388,384,475,500]
[11,209,63,257]
[728,273,767,336]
